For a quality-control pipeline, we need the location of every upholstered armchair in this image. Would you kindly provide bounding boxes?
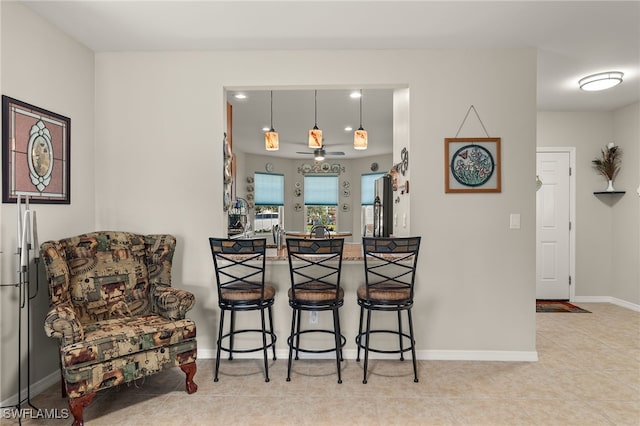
[41,232,198,426]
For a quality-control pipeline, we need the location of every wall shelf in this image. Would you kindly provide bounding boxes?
[593,191,625,195]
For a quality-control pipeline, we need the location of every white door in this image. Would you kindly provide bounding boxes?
[536,151,571,299]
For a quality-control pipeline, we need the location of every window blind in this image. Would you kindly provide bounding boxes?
[304,175,338,206]
[254,172,284,206]
[361,172,386,205]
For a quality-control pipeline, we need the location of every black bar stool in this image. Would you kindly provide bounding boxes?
[209,238,277,382]
[356,236,421,384]
[285,238,345,383]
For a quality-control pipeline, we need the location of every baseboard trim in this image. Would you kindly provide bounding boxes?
[572,296,640,312]
[198,348,538,362]
[0,369,60,407]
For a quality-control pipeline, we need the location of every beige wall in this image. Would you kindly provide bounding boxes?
[612,103,640,304]
[92,48,538,356]
[0,2,95,401]
[237,151,393,242]
[537,106,640,305]
[1,2,542,402]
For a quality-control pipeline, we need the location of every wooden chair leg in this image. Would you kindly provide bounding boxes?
[180,362,198,394]
[68,392,95,426]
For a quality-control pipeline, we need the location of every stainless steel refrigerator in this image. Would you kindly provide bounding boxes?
[373,175,393,237]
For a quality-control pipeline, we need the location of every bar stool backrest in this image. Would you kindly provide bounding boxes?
[209,238,268,304]
[286,238,344,303]
[362,236,421,303]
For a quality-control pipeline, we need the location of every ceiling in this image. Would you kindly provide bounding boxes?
[21,1,640,159]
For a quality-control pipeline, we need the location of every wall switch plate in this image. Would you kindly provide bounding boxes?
[509,213,521,229]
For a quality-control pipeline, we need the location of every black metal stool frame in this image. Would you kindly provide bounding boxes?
[209,238,277,382]
[356,236,421,384]
[286,238,346,383]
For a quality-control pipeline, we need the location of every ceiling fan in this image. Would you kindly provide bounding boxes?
[296,146,345,161]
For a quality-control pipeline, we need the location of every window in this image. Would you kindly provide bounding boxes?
[304,175,338,231]
[254,172,284,233]
[361,172,385,236]
[361,172,386,205]
[254,172,284,206]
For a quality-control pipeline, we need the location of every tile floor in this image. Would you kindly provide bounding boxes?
[2,303,638,425]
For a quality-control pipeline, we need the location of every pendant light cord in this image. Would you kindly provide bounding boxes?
[314,90,318,127]
[270,91,274,130]
[359,89,363,129]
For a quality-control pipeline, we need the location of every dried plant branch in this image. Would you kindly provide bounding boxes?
[592,144,622,181]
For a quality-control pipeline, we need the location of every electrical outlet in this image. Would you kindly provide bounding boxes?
[309,311,318,324]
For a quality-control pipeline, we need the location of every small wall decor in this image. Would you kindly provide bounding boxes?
[298,162,345,175]
[2,96,71,204]
[294,203,302,212]
[592,143,622,192]
[342,189,350,197]
[341,203,350,212]
[445,137,501,193]
[294,188,302,197]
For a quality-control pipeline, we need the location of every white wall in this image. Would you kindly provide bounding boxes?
[0,1,95,400]
[94,49,537,356]
[537,108,640,306]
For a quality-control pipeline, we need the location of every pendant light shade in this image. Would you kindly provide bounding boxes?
[265,91,279,151]
[354,89,368,150]
[308,90,323,148]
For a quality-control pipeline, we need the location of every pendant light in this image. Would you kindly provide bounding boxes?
[265,91,279,151]
[308,90,322,148]
[354,89,368,150]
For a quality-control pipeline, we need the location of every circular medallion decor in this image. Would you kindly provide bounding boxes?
[451,144,495,187]
[370,162,379,172]
[265,162,274,172]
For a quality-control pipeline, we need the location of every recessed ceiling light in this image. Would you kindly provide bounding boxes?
[234,93,247,99]
[350,91,361,99]
[579,71,623,91]
[344,126,353,132]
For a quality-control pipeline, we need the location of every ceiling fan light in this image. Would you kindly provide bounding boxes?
[314,148,325,161]
[265,129,279,151]
[309,126,322,148]
[354,127,368,150]
[579,71,623,91]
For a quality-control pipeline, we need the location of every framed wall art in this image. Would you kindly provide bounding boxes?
[445,137,501,193]
[2,96,71,204]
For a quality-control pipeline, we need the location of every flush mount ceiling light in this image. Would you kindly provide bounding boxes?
[308,90,323,148]
[354,89,368,150]
[264,91,279,151]
[579,71,623,91]
[314,148,326,161]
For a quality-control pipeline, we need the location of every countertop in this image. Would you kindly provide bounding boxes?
[266,243,363,261]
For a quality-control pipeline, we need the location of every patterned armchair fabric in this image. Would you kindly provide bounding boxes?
[41,231,197,426]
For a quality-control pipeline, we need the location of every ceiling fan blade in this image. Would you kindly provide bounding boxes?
[326,152,345,156]
[296,151,314,155]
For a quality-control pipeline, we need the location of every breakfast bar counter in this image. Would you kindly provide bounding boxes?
[266,242,363,261]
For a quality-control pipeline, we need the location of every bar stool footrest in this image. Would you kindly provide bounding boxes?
[356,330,414,354]
[219,329,277,354]
[288,329,346,354]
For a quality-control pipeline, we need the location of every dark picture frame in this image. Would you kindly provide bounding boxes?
[2,96,70,204]
[445,137,501,193]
